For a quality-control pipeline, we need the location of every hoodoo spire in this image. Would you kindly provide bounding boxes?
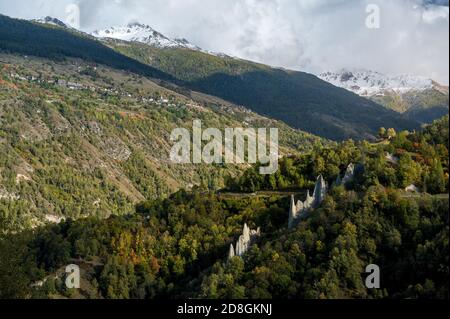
[228,244,235,259]
[289,195,297,229]
[288,175,328,229]
[228,224,261,260]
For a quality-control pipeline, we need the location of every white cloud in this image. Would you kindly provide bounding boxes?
[0,0,448,84]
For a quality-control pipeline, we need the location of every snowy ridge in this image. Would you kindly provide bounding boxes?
[91,22,201,50]
[318,69,434,97]
[33,18,228,56]
[33,16,68,28]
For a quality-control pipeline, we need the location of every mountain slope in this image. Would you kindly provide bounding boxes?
[1,15,420,141]
[319,69,449,124]
[318,69,435,96]
[1,118,447,299]
[400,86,449,123]
[33,16,69,28]
[0,53,323,231]
[0,15,174,81]
[104,38,420,141]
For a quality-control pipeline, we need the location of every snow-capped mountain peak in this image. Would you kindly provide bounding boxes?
[33,16,68,28]
[318,69,434,96]
[91,22,200,50]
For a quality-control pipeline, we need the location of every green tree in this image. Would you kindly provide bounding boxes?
[427,159,446,194]
[387,128,397,140]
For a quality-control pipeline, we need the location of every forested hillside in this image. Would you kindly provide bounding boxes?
[228,116,449,194]
[0,53,323,232]
[370,87,449,124]
[108,40,421,141]
[0,13,448,301]
[0,15,173,81]
[0,15,420,141]
[1,117,447,299]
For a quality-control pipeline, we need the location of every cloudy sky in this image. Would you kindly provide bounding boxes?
[1,0,449,84]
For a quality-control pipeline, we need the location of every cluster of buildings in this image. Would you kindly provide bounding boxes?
[8,71,180,107]
[9,72,87,90]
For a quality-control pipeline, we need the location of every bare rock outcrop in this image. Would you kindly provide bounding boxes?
[405,184,420,193]
[289,175,327,229]
[0,187,20,201]
[341,163,355,186]
[228,223,261,259]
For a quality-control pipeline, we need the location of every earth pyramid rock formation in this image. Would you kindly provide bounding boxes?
[229,223,261,259]
[289,175,328,229]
